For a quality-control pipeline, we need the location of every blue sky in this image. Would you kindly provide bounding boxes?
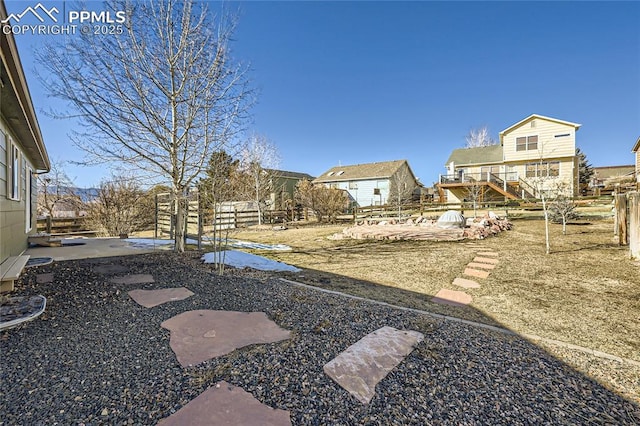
[6,1,640,188]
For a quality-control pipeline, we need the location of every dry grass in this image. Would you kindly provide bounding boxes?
[232,219,640,362]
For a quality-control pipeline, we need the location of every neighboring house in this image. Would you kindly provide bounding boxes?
[266,169,315,210]
[313,160,420,207]
[438,114,581,202]
[633,137,640,183]
[1,0,50,289]
[589,165,636,195]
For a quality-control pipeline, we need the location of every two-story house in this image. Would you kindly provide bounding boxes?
[438,114,581,203]
[314,160,420,207]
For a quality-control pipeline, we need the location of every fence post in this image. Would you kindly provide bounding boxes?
[616,193,628,245]
[46,216,52,234]
[629,192,639,259]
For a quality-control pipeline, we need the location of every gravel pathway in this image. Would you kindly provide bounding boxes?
[1,252,638,425]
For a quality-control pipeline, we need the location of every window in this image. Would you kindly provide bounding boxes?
[336,171,344,176]
[525,162,560,178]
[6,136,21,201]
[516,135,538,152]
[348,181,358,190]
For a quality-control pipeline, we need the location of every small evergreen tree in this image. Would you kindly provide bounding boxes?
[576,148,594,192]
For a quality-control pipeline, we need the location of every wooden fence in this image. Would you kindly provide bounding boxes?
[615,191,640,259]
[36,217,96,236]
[155,193,202,242]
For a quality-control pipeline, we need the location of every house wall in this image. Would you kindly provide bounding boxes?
[503,118,576,163]
[636,150,640,182]
[1,115,36,264]
[502,118,577,196]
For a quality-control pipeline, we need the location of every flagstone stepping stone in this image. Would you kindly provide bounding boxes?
[472,256,499,264]
[36,273,54,284]
[467,262,496,270]
[452,277,480,289]
[431,289,473,306]
[463,267,490,279]
[161,310,290,367]
[477,251,498,257]
[93,264,129,274]
[109,274,155,285]
[323,326,424,404]
[25,257,54,268]
[157,381,291,426]
[128,287,194,308]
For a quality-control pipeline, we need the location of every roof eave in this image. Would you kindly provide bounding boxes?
[499,114,582,138]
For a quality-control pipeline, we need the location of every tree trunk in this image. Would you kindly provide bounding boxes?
[174,191,186,253]
[542,195,550,254]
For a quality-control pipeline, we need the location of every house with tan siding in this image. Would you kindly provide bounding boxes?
[314,160,420,207]
[1,0,51,291]
[438,114,580,203]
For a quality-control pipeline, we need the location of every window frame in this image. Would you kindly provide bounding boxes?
[6,136,22,201]
[516,135,538,152]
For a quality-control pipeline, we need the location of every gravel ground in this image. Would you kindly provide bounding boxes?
[1,252,638,425]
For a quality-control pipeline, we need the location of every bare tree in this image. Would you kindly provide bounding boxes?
[527,146,565,254]
[388,166,416,220]
[37,159,83,218]
[295,180,348,223]
[465,179,483,218]
[239,135,280,225]
[549,182,578,235]
[198,150,245,274]
[465,126,497,148]
[85,175,154,237]
[38,0,253,252]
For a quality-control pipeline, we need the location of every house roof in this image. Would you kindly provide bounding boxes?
[499,114,582,140]
[445,144,503,167]
[0,0,49,171]
[592,165,636,179]
[266,169,315,180]
[632,136,640,152]
[313,160,411,183]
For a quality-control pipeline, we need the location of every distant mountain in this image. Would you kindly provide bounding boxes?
[38,186,100,203]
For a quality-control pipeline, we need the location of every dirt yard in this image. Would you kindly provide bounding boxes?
[231,219,640,365]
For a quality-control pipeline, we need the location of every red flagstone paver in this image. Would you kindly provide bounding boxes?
[467,262,496,270]
[472,256,499,264]
[323,326,424,404]
[452,277,480,289]
[161,310,290,367]
[36,273,54,284]
[110,274,155,285]
[128,287,194,308]
[463,268,490,279]
[157,381,291,426]
[477,251,498,257]
[431,289,473,306]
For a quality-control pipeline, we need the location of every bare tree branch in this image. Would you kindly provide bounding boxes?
[37,0,254,251]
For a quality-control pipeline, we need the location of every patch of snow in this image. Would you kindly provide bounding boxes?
[202,250,300,272]
[124,237,292,252]
[124,238,174,249]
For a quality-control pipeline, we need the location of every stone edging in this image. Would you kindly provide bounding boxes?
[278,278,640,368]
